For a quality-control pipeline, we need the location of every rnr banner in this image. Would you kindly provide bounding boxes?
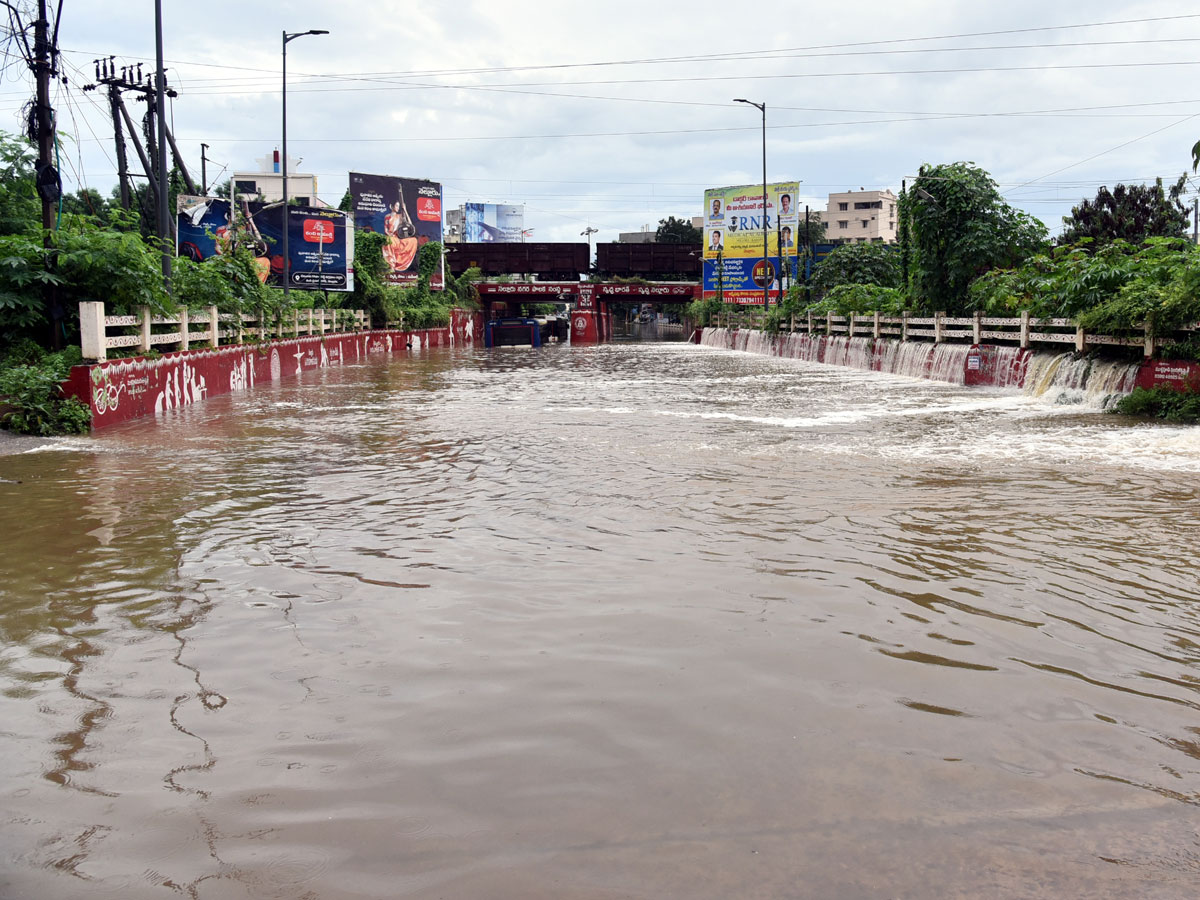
[701,181,801,304]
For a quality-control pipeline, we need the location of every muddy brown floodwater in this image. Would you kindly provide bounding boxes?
[2,342,1199,899]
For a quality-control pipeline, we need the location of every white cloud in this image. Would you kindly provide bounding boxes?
[5,0,1200,241]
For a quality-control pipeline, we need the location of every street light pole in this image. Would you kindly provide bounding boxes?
[581,226,598,273]
[734,98,768,309]
[281,28,328,302]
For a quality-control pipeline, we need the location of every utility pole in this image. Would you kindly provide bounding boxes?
[108,81,131,209]
[33,0,56,233]
[31,0,62,347]
[154,0,170,288]
[85,59,196,239]
[201,143,209,195]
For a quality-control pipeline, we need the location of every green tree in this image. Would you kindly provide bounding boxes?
[61,188,110,221]
[908,162,1048,313]
[338,188,352,212]
[811,241,900,297]
[0,134,38,236]
[796,216,826,247]
[1058,176,1190,247]
[655,215,701,243]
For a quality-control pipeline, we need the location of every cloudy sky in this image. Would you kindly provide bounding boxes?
[4,1,1200,244]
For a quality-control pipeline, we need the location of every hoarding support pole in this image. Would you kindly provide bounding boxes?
[281,28,329,301]
[281,31,289,302]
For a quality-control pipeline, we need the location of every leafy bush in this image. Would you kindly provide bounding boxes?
[1158,338,1200,362]
[686,295,730,327]
[810,242,900,298]
[1114,387,1200,422]
[810,284,907,316]
[0,349,90,435]
[966,237,1200,336]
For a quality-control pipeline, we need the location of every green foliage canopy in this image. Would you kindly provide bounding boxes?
[655,215,701,244]
[967,237,1200,335]
[907,162,1048,314]
[1058,176,1189,248]
[810,241,900,297]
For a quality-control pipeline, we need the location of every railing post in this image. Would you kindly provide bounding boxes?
[138,305,151,355]
[257,309,265,342]
[826,311,832,336]
[307,308,314,336]
[848,313,855,337]
[1144,321,1156,358]
[292,309,299,338]
[807,310,813,334]
[1075,324,1087,353]
[237,313,244,346]
[208,306,220,348]
[319,309,327,335]
[80,301,106,361]
[1020,311,1030,349]
[874,311,881,340]
[934,311,944,343]
[973,311,982,345]
[901,311,909,341]
[179,306,190,352]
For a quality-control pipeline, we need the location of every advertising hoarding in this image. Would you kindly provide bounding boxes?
[462,203,524,242]
[349,172,443,289]
[702,181,800,303]
[176,196,354,292]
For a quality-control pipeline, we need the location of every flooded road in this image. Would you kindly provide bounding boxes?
[2,342,1199,899]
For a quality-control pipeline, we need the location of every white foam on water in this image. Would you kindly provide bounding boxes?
[18,439,104,454]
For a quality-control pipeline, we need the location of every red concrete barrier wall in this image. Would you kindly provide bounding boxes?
[64,309,484,430]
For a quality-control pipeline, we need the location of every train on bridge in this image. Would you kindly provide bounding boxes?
[444,242,702,281]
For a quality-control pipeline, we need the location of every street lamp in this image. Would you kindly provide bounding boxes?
[581,226,598,272]
[734,98,769,309]
[282,28,328,300]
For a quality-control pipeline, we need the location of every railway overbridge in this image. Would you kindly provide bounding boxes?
[475,281,700,343]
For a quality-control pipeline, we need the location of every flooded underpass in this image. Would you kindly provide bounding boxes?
[2,342,1199,898]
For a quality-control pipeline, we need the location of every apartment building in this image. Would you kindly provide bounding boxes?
[826,189,898,243]
[232,150,321,206]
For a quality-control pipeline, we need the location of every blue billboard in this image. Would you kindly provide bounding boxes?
[702,255,800,302]
[463,203,524,242]
[176,196,353,292]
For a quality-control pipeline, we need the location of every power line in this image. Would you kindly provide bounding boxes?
[53,12,1200,85]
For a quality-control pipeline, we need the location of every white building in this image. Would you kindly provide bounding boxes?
[826,189,898,243]
[232,150,322,206]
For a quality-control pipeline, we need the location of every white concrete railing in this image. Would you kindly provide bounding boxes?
[711,309,1174,357]
[79,302,369,362]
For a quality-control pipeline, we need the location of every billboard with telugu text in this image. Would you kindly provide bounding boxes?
[702,181,800,303]
[349,172,443,289]
[176,195,353,292]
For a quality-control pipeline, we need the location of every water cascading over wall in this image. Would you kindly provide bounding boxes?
[699,328,1145,406]
[702,328,975,385]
